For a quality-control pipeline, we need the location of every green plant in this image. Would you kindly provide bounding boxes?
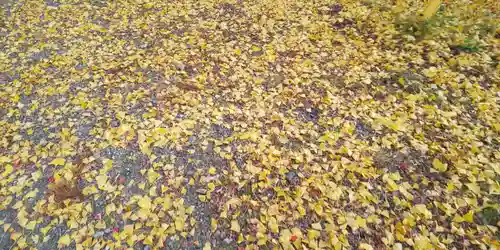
[455,39,481,53]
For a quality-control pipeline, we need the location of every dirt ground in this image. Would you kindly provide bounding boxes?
[0,0,499,249]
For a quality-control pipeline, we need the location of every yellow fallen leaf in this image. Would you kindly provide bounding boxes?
[307,229,320,241]
[207,183,215,191]
[58,234,71,246]
[359,243,374,250]
[25,221,37,230]
[199,195,206,202]
[124,224,134,236]
[419,0,441,20]
[147,169,160,183]
[432,158,447,172]
[211,218,217,232]
[50,158,66,166]
[412,204,432,219]
[138,196,152,210]
[2,165,13,177]
[144,235,154,245]
[268,217,279,233]
[96,175,108,189]
[466,183,481,195]
[203,242,211,250]
[208,167,216,175]
[175,218,185,231]
[268,204,279,216]
[463,210,474,223]
[95,220,106,229]
[231,220,240,232]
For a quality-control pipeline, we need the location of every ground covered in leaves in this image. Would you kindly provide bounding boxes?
[0,0,499,249]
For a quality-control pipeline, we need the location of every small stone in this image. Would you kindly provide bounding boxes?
[196,188,207,194]
[251,50,264,57]
[374,92,386,100]
[285,171,299,185]
[110,119,120,128]
[93,231,105,238]
[223,237,233,244]
[143,246,151,250]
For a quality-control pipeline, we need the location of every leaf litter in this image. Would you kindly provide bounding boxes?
[0,0,499,249]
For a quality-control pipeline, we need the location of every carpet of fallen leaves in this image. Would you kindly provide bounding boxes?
[0,0,499,249]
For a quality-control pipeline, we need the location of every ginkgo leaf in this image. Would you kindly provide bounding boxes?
[49,158,65,166]
[58,234,71,246]
[231,220,240,232]
[0,0,498,249]
[359,243,374,250]
[138,196,152,210]
[203,242,211,250]
[208,167,216,175]
[432,159,447,172]
[419,0,441,20]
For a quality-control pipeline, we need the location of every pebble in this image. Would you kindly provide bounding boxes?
[110,119,120,127]
[93,231,105,238]
[196,188,207,194]
[285,171,299,184]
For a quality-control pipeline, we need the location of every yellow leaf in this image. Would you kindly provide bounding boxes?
[96,175,108,189]
[25,190,37,199]
[203,242,211,250]
[163,196,172,210]
[279,229,292,245]
[50,158,65,166]
[95,220,106,229]
[311,223,322,230]
[419,0,441,20]
[175,219,185,231]
[124,224,134,236]
[463,210,474,223]
[144,235,154,245]
[149,186,157,197]
[412,204,432,219]
[211,218,218,232]
[106,203,116,215]
[208,167,216,175]
[359,243,374,250]
[355,216,367,229]
[231,220,240,232]
[466,183,481,195]
[432,158,447,172]
[58,234,71,246]
[147,169,160,183]
[307,229,320,241]
[138,196,152,210]
[268,217,279,233]
[268,204,279,216]
[25,221,36,230]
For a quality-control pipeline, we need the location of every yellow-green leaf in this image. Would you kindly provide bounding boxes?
[432,158,447,172]
[50,158,65,166]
